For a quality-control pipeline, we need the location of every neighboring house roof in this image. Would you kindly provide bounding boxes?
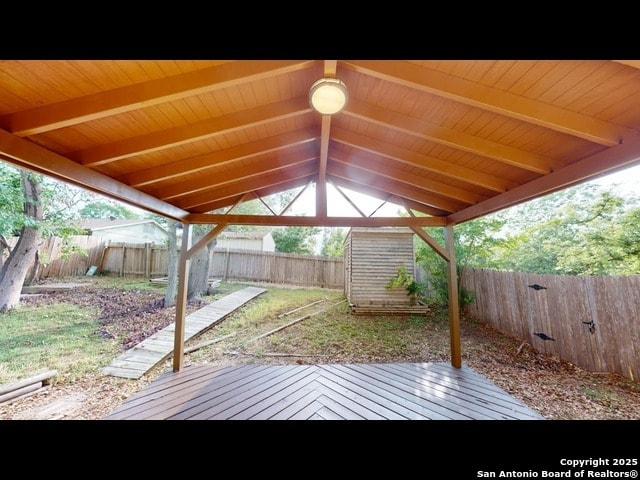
[79,218,167,233]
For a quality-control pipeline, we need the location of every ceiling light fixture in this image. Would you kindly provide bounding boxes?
[309,77,348,115]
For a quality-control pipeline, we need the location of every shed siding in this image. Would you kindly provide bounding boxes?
[345,228,415,306]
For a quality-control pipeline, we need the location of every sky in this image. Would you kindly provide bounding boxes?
[288,162,640,218]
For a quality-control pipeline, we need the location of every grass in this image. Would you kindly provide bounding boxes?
[0,301,118,385]
[0,276,451,386]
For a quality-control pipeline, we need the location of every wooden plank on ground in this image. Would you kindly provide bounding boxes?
[101,286,266,379]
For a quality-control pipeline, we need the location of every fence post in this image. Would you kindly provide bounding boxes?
[145,243,151,278]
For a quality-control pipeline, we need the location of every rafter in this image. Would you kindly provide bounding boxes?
[146,151,317,201]
[118,128,318,188]
[343,97,554,174]
[72,97,311,167]
[330,150,488,204]
[184,166,317,212]
[328,176,449,217]
[0,60,313,136]
[343,60,632,146]
[0,128,188,222]
[448,136,640,224]
[328,161,465,212]
[332,128,515,193]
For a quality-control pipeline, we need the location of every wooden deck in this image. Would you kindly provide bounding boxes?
[101,287,267,379]
[103,361,545,420]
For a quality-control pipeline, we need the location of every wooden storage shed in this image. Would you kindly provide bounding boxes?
[344,227,426,314]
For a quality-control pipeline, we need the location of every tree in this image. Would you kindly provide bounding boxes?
[487,187,640,275]
[0,169,43,312]
[80,200,137,219]
[415,216,506,307]
[320,227,346,257]
[272,226,320,254]
[164,221,179,308]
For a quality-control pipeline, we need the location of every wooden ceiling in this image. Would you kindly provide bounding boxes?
[1,59,640,228]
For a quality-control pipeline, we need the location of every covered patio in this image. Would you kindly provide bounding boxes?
[1,60,639,419]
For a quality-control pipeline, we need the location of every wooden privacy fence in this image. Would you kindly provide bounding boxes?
[5,236,343,289]
[4,236,105,278]
[210,248,343,289]
[460,268,640,383]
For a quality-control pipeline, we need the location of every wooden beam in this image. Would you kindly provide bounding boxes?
[328,176,450,217]
[333,128,515,193]
[328,161,465,213]
[411,226,449,261]
[447,137,640,225]
[1,60,313,136]
[280,181,312,215]
[331,150,488,205]
[0,129,189,222]
[175,161,317,210]
[343,60,632,146]
[147,152,317,201]
[186,223,227,260]
[199,178,314,213]
[344,97,553,174]
[316,115,331,217]
[332,183,367,217]
[119,128,318,188]
[74,97,312,167]
[173,224,192,372]
[186,214,446,227]
[323,60,338,77]
[444,225,461,368]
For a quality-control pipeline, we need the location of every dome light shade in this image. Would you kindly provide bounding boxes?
[309,77,348,114]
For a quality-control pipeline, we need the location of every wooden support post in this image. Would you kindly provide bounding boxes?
[173,224,192,372]
[444,224,461,368]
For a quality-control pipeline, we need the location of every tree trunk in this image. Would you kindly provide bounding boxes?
[164,221,179,308]
[187,238,210,300]
[0,172,43,312]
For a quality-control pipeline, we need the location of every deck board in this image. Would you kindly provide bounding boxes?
[103,362,545,420]
[100,287,266,379]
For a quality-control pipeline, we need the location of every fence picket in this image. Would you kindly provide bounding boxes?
[461,267,639,382]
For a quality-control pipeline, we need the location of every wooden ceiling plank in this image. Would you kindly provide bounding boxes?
[345,97,552,174]
[329,176,449,217]
[333,128,515,192]
[147,152,316,201]
[448,136,640,225]
[2,60,314,136]
[186,213,446,227]
[343,60,632,146]
[118,128,318,187]
[613,60,640,70]
[0,128,188,221]
[328,161,463,213]
[177,162,317,210]
[73,97,311,167]
[198,177,314,213]
[331,151,487,204]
